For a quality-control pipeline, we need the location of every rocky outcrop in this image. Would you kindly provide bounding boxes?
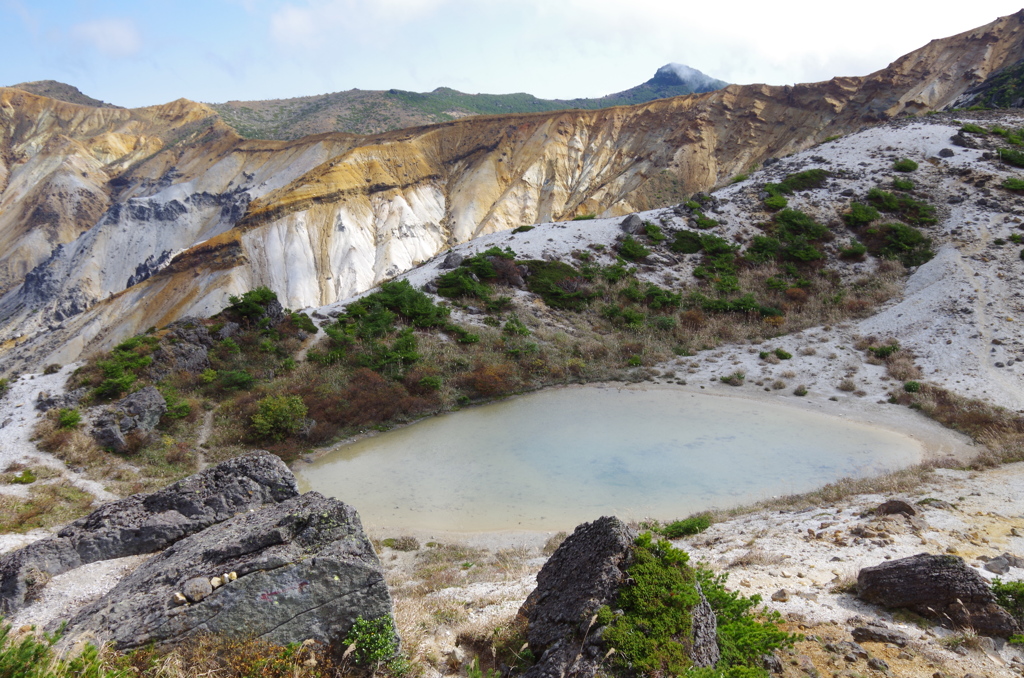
[59,491,392,653]
[90,386,168,453]
[0,452,298,614]
[520,516,718,678]
[857,553,1020,637]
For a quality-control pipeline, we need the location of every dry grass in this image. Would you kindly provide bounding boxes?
[727,547,789,569]
[837,378,857,392]
[0,481,95,533]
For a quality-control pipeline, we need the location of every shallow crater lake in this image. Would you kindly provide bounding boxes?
[295,386,923,531]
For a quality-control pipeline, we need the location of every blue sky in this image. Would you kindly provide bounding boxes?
[3,1,1023,108]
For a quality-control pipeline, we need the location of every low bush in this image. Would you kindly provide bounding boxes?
[904,381,921,393]
[993,578,1024,624]
[670,230,703,254]
[866,188,937,226]
[892,176,915,191]
[839,238,868,259]
[720,371,745,386]
[618,236,650,261]
[843,202,879,228]
[56,408,81,430]
[764,194,788,211]
[250,394,307,442]
[893,158,919,172]
[644,222,667,242]
[661,514,712,538]
[226,286,278,321]
[864,222,934,267]
[960,123,987,134]
[998,147,1024,168]
[1002,177,1024,191]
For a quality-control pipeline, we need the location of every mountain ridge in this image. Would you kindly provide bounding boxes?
[207,64,727,139]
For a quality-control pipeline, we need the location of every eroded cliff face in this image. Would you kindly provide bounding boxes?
[2,10,1024,372]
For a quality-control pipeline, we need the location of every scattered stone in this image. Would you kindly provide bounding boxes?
[182,577,213,603]
[857,553,1020,637]
[867,657,889,672]
[0,452,299,614]
[59,492,393,655]
[985,556,1011,574]
[771,589,790,602]
[939,148,955,158]
[876,499,917,517]
[762,653,784,673]
[851,621,910,647]
[35,387,88,413]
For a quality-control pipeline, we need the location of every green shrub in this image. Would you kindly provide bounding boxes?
[619,236,650,261]
[620,281,682,310]
[0,378,8,399]
[599,261,633,283]
[503,316,531,336]
[720,371,745,386]
[866,188,937,226]
[778,169,830,192]
[993,578,1024,623]
[774,348,792,360]
[512,225,534,233]
[763,194,788,211]
[11,470,36,485]
[793,385,808,396]
[892,177,915,191]
[670,230,703,254]
[839,239,868,259]
[436,268,491,300]
[55,408,80,430]
[869,341,900,359]
[217,369,255,391]
[598,534,797,676]
[745,236,782,263]
[572,214,596,221]
[418,375,442,391]
[730,173,749,184]
[251,394,307,442]
[893,158,918,172]
[693,212,720,229]
[341,616,401,669]
[775,209,829,241]
[602,305,646,330]
[1002,177,1024,191]
[904,381,921,393]
[843,202,879,227]
[998,147,1024,168]
[289,312,318,334]
[523,260,595,310]
[865,222,934,267]
[960,123,987,134]
[644,222,667,242]
[662,515,712,538]
[227,286,278,320]
[689,293,782,317]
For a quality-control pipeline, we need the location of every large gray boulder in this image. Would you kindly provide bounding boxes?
[0,452,298,614]
[59,492,392,654]
[520,516,718,678]
[857,553,1020,637]
[90,386,168,452]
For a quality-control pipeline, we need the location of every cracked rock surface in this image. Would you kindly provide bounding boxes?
[59,491,392,652]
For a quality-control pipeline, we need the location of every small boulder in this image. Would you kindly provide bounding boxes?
[440,252,464,269]
[182,577,213,603]
[985,556,1011,575]
[857,553,1020,637]
[620,214,644,234]
[118,386,167,432]
[876,499,916,517]
[851,621,909,647]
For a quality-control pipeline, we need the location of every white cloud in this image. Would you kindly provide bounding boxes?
[70,17,142,58]
[269,0,464,48]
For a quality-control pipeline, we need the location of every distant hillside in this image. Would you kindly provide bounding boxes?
[209,64,728,139]
[9,80,120,108]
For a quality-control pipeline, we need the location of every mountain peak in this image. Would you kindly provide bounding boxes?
[651,64,727,92]
[8,80,120,109]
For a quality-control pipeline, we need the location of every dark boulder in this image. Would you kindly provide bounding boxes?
[620,214,644,234]
[440,252,465,269]
[0,452,298,614]
[520,516,718,678]
[876,499,917,517]
[35,387,88,413]
[851,621,909,647]
[857,553,1020,637]
[59,492,393,654]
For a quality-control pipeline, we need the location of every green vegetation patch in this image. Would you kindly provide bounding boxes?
[866,188,937,226]
[893,158,918,172]
[522,260,595,310]
[863,222,934,267]
[598,534,798,677]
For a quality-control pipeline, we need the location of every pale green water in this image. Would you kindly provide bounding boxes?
[296,386,923,531]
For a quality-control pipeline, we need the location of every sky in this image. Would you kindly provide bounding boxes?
[2,1,1023,108]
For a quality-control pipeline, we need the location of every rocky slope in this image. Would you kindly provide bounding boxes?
[209,63,728,139]
[2,11,1024,375]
